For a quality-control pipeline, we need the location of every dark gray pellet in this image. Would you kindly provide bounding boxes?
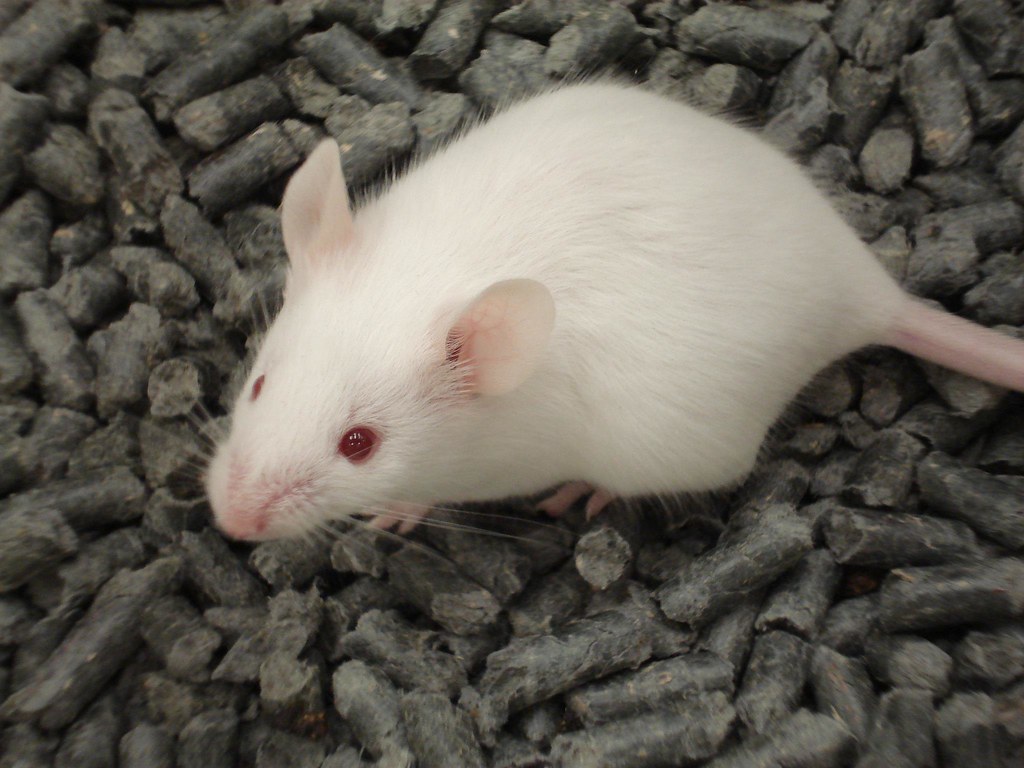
[699,591,762,679]
[178,708,238,768]
[410,0,496,79]
[400,691,485,768]
[90,26,146,94]
[141,671,247,736]
[14,289,96,411]
[802,364,858,418]
[921,199,1024,258]
[0,0,103,87]
[865,634,953,696]
[896,399,997,454]
[138,416,205,497]
[820,595,879,657]
[489,0,573,38]
[830,188,897,240]
[657,504,813,628]
[830,0,874,56]
[119,724,175,768]
[87,303,173,419]
[222,204,286,269]
[809,645,875,742]
[0,465,145,531]
[213,589,320,683]
[324,102,415,186]
[297,23,423,108]
[0,190,52,299]
[339,608,467,696]
[830,62,896,152]
[964,259,1024,326]
[573,503,645,590]
[387,545,501,635]
[273,56,356,120]
[508,562,588,637]
[374,0,438,33]
[854,0,944,68]
[550,693,735,768]
[995,120,1024,203]
[141,594,222,683]
[457,32,551,109]
[859,354,928,427]
[26,406,96,483]
[179,528,265,608]
[332,660,414,768]
[144,7,290,121]
[259,653,323,729]
[976,409,1024,474]
[147,357,213,418]
[736,460,812,508]
[763,76,833,155]
[936,691,1010,768]
[159,195,239,300]
[735,630,811,734]
[50,211,109,272]
[53,693,120,768]
[906,220,980,297]
[704,709,855,768]
[0,309,33,395]
[187,122,303,215]
[953,0,1024,76]
[860,126,914,194]
[755,549,840,639]
[320,578,403,660]
[954,625,1024,688]
[567,652,735,727]
[544,4,641,78]
[43,63,91,121]
[0,83,49,205]
[0,557,182,730]
[468,604,662,743]
[901,41,974,168]
[110,246,199,320]
[856,688,936,768]
[684,63,763,115]
[24,125,103,207]
[29,527,147,613]
[249,536,332,591]
[330,527,388,579]
[88,88,183,218]
[48,264,127,332]
[0,505,77,592]
[174,75,291,152]
[770,33,840,117]
[823,506,981,569]
[0,723,58,768]
[675,5,813,73]
[917,451,1024,550]
[421,512,534,603]
[879,558,1024,632]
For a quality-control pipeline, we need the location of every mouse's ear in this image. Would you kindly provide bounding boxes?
[446,279,556,396]
[280,139,353,276]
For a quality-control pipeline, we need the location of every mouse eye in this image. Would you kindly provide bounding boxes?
[250,374,265,401]
[339,426,378,463]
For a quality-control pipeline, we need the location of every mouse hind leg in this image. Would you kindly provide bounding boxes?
[537,482,616,520]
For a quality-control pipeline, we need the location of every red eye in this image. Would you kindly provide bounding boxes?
[338,427,378,463]
[251,375,265,401]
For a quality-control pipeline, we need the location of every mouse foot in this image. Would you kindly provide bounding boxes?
[367,503,429,535]
[537,483,616,520]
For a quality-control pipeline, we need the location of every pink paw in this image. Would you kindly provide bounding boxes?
[367,502,430,535]
[537,482,616,520]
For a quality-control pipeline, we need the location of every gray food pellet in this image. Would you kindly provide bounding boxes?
[0,505,77,592]
[865,634,953,696]
[90,26,146,93]
[174,75,291,152]
[24,124,104,207]
[325,102,416,186]
[544,4,641,78]
[119,724,175,768]
[0,0,104,87]
[53,693,120,768]
[0,190,52,299]
[860,126,914,193]
[809,645,875,742]
[332,660,414,768]
[0,83,50,205]
[830,62,897,153]
[178,708,239,768]
[409,0,496,80]
[14,289,95,411]
[458,32,551,109]
[400,690,486,768]
[675,5,814,73]
[854,0,944,68]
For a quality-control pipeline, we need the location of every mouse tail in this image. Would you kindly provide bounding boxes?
[884,298,1024,392]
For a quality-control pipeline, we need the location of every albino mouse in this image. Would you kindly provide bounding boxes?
[205,82,1024,542]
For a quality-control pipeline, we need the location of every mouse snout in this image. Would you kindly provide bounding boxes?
[211,458,315,542]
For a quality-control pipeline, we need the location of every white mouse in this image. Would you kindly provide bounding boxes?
[205,82,1024,542]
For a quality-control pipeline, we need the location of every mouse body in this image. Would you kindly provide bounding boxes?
[206,81,1024,541]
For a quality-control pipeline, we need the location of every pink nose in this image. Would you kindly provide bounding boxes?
[215,505,270,542]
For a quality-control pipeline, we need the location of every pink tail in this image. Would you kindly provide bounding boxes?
[885,299,1024,392]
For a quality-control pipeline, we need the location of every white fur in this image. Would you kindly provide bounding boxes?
[207,82,1016,541]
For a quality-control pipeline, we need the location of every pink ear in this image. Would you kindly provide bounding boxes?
[448,279,556,396]
[280,140,353,281]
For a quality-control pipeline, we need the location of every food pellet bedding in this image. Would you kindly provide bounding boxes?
[1,1,1024,766]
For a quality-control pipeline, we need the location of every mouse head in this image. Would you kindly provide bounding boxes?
[205,140,555,541]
